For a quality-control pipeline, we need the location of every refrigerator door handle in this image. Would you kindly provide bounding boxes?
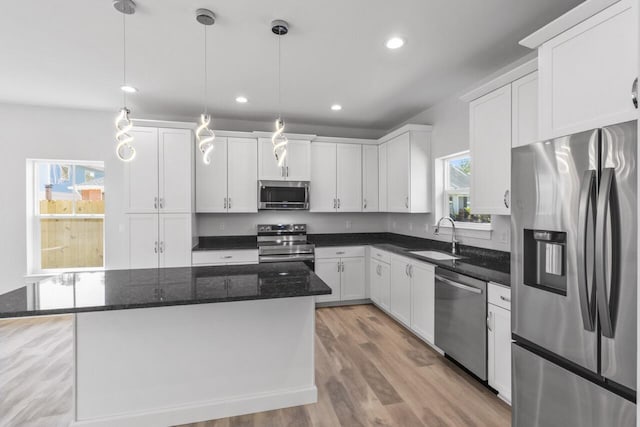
[577,169,597,331]
[595,167,619,338]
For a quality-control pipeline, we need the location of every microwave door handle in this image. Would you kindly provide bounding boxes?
[595,168,619,338]
[577,169,597,331]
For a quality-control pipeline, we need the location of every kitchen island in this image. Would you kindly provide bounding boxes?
[0,262,331,427]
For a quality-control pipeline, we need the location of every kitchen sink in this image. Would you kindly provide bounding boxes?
[410,250,460,261]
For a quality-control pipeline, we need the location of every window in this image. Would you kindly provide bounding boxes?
[443,153,490,225]
[32,160,105,271]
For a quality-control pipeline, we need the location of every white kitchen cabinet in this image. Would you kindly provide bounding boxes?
[159,214,192,268]
[127,213,191,269]
[511,71,539,148]
[192,249,259,266]
[370,257,390,311]
[362,145,379,211]
[389,256,412,326]
[315,247,366,302]
[310,143,362,212]
[315,258,342,303]
[410,262,436,343]
[378,143,388,211]
[340,257,366,300]
[125,127,193,214]
[383,131,430,213]
[259,138,311,181]
[538,0,638,140]
[488,283,512,404]
[310,143,337,212]
[470,84,512,215]
[196,137,257,213]
[195,137,228,212]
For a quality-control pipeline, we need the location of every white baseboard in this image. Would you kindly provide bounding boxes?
[71,386,318,427]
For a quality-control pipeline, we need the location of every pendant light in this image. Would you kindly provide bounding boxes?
[271,20,289,167]
[113,0,136,162]
[195,9,216,165]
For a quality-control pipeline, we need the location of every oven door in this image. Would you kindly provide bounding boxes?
[259,181,309,210]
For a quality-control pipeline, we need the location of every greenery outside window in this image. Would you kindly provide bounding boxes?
[443,153,491,226]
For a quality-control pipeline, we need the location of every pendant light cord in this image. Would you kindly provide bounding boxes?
[277,28,282,119]
[122,12,127,108]
[203,25,208,115]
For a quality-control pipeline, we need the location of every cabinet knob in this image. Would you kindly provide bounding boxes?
[405,197,409,209]
[503,190,510,209]
[159,198,164,209]
[154,241,158,253]
[632,77,638,109]
[228,198,232,209]
[363,198,367,209]
[154,197,158,209]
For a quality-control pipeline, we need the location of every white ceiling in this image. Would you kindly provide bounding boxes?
[1,0,582,133]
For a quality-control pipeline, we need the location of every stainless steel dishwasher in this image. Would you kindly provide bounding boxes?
[434,268,487,380]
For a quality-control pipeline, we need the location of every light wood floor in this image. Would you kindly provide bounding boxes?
[180,304,511,427]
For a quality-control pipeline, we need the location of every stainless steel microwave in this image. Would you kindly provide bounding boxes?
[258,180,310,210]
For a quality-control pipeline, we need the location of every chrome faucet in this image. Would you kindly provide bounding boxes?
[435,216,458,255]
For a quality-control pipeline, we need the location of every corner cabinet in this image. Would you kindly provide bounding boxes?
[310,142,362,212]
[511,72,539,148]
[196,137,257,213]
[381,129,431,213]
[537,0,638,140]
[258,138,311,181]
[469,85,512,215]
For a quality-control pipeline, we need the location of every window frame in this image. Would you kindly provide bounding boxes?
[439,151,492,232]
[29,159,106,274]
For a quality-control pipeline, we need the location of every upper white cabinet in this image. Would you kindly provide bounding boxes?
[378,143,388,212]
[381,129,431,213]
[470,85,512,215]
[196,137,257,213]
[511,72,539,148]
[362,145,379,212]
[258,138,311,181]
[126,127,193,214]
[538,0,638,140]
[310,142,362,212]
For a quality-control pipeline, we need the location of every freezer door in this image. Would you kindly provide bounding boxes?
[513,344,636,427]
[511,129,599,372]
[599,121,637,391]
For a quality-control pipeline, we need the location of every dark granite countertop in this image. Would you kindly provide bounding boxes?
[193,235,258,251]
[0,263,331,319]
[310,233,510,285]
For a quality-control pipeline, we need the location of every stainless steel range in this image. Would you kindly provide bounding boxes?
[257,224,315,270]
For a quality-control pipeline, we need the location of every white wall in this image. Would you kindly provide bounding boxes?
[389,95,512,252]
[0,103,130,295]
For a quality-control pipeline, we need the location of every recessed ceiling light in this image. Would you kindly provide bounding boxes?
[331,104,342,111]
[385,37,405,50]
[120,85,138,93]
[235,96,248,104]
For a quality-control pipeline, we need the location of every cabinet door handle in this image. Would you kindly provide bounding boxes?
[337,199,341,209]
[405,264,410,276]
[500,295,511,303]
[333,198,337,209]
[228,198,232,209]
[503,190,510,208]
[159,198,164,209]
[224,198,227,209]
[363,198,367,209]
[222,255,233,259]
[405,197,409,208]
[154,241,158,253]
[487,312,493,332]
[632,77,638,109]
[336,251,345,255]
[159,241,164,253]
[409,265,413,278]
[337,261,341,272]
[154,197,158,209]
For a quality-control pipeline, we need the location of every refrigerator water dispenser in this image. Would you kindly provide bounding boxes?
[523,229,567,295]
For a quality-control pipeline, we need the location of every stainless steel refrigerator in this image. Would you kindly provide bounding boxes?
[511,120,637,426]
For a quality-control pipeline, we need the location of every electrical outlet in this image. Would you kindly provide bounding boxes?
[345,220,352,230]
[219,222,225,230]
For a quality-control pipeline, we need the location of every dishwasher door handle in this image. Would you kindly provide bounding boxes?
[436,275,483,294]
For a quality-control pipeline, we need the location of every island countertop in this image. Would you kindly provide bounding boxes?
[0,262,331,318]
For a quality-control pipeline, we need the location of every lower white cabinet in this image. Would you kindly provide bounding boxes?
[370,251,436,346]
[390,256,412,326]
[487,283,512,404]
[191,249,259,266]
[315,246,366,303]
[127,213,192,269]
[410,262,435,343]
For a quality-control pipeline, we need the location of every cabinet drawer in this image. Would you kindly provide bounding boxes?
[192,249,259,266]
[488,282,511,311]
[315,246,365,259]
[370,248,392,264]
